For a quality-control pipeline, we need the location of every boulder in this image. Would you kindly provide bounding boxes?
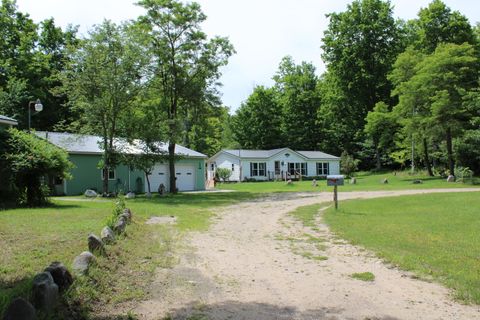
[382,178,388,184]
[447,175,455,182]
[123,208,132,220]
[350,177,357,184]
[72,251,95,275]
[84,189,97,198]
[311,179,318,187]
[286,179,293,185]
[113,217,127,234]
[126,192,135,199]
[44,262,73,292]
[2,297,37,320]
[100,226,115,244]
[88,234,105,254]
[412,179,423,184]
[146,192,152,198]
[32,272,58,313]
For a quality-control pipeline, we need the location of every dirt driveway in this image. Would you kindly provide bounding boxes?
[136,189,480,320]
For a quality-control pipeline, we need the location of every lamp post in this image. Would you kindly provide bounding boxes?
[28,99,43,132]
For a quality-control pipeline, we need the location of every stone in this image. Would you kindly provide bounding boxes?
[382,178,388,184]
[113,217,127,234]
[88,234,105,254]
[100,226,115,244]
[412,179,423,184]
[350,177,357,184]
[146,192,152,198]
[158,183,166,195]
[447,175,455,182]
[44,262,73,292]
[311,179,318,187]
[3,297,37,320]
[32,272,59,313]
[286,179,293,185]
[126,192,135,199]
[72,251,95,275]
[84,189,97,198]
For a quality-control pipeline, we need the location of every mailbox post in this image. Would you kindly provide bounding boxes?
[327,175,344,209]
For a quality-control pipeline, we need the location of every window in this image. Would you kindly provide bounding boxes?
[288,163,307,175]
[232,163,235,171]
[316,162,329,176]
[101,168,116,180]
[250,162,266,176]
[210,163,215,170]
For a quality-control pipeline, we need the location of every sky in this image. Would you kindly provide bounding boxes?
[16,0,480,112]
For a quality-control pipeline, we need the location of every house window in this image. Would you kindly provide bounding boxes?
[316,162,329,176]
[250,162,266,176]
[288,163,307,175]
[232,163,235,171]
[210,163,215,171]
[101,168,116,180]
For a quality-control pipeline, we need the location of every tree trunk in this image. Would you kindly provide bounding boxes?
[446,127,455,177]
[168,142,176,194]
[145,170,151,194]
[375,147,381,171]
[423,138,434,176]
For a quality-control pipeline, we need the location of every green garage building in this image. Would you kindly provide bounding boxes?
[35,131,207,195]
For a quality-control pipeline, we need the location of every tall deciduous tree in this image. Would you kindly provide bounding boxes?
[137,0,234,193]
[273,56,321,150]
[64,20,147,194]
[231,86,283,149]
[321,0,404,154]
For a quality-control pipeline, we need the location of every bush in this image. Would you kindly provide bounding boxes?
[340,151,359,178]
[216,168,232,182]
[1,128,73,207]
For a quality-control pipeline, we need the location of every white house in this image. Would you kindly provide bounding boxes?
[207,148,340,182]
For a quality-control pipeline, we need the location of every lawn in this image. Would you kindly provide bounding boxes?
[324,192,480,304]
[216,171,478,193]
[0,191,251,317]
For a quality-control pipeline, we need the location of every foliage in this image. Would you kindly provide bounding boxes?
[455,130,480,175]
[2,128,73,206]
[137,0,234,193]
[64,20,147,193]
[216,167,232,182]
[340,151,359,177]
[232,86,283,149]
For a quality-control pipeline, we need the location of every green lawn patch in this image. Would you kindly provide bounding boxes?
[216,171,478,193]
[324,192,480,304]
[351,272,375,282]
[0,191,252,317]
[288,204,323,227]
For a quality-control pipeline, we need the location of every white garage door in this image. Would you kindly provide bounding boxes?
[175,165,195,191]
[148,164,169,192]
[147,164,195,192]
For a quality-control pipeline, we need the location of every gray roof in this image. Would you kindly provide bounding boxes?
[222,148,339,160]
[35,131,207,158]
[0,115,18,125]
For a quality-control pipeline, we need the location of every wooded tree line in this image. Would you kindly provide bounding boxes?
[231,0,480,176]
[1,0,479,190]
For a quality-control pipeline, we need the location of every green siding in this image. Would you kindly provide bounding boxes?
[65,154,205,195]
[66,154,144,196]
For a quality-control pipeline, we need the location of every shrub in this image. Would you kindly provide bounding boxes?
[216,168,232,182]
[340,151,359,178]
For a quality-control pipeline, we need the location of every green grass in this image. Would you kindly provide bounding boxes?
[351,272,375,282]
[216,171,478,193]
[0,191,252,317]
[288,203,323,227]
[324,192,480,304]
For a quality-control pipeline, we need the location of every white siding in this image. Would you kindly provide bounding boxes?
[207,152,241,181]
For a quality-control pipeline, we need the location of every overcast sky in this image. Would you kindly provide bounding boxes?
[16,0,480,112]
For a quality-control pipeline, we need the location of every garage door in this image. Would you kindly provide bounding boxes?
[147,164,196,192]
[148,164,169,192]
[175,165,195,191]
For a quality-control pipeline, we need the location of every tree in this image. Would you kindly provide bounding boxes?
[393,43,478,176]
[3,128,73,206]
[273,56,321,150]
[137,0,234,193]
[64,20,147,194]
[321,0,405,154]
[364,102,399,170]
[216,167,232,182]
[340,151,359,178]
[231,86,283,149]
[414,0,475,53]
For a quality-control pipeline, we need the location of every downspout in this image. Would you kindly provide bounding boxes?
[238,149,242,182]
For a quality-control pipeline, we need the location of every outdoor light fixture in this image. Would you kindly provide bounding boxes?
[28,98,43,131]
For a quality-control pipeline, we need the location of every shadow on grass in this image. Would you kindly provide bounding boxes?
[114,300,399,320]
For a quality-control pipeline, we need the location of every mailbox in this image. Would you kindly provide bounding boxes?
[327,175,344,186]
